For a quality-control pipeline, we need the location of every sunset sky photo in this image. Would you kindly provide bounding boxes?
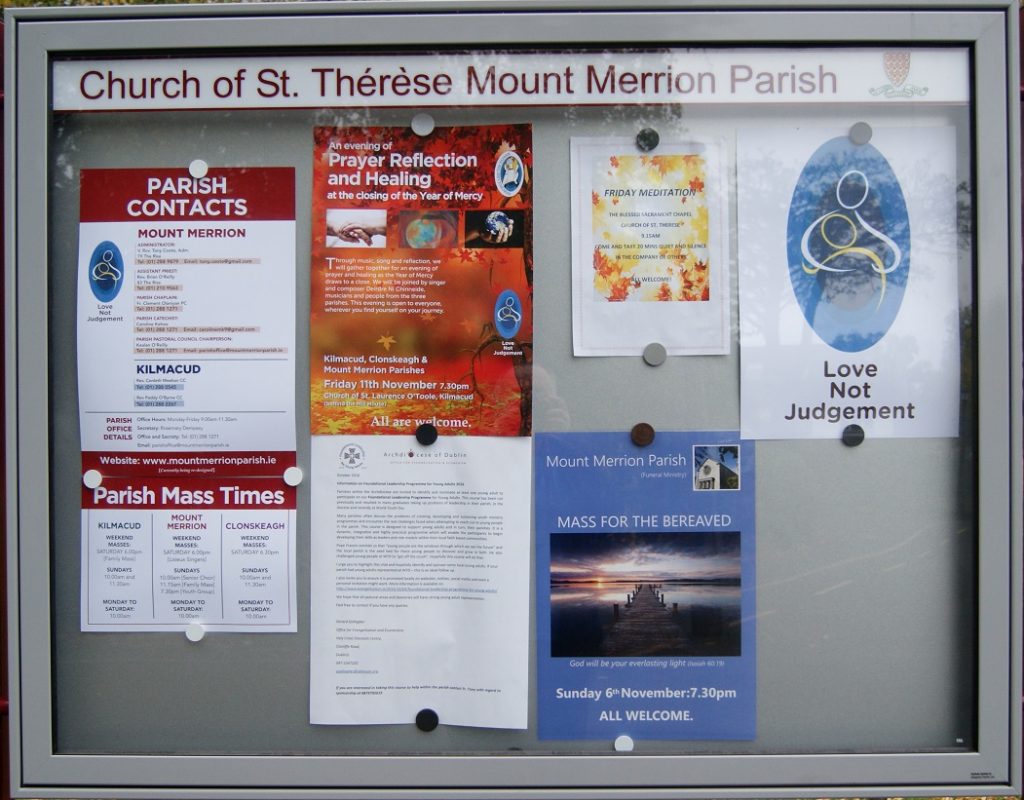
[550,532,740,585]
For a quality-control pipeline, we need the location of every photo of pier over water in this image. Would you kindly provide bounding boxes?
[550,531,741,658]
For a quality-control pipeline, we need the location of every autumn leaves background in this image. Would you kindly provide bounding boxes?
[591,153,711,304]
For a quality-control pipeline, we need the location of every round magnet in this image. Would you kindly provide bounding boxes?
[842,424,865,447]
[848,122,873,146]
[411,113,435,137]
[185,623,205,643]
[415,423,438,446]
[635,128,660,152]
[630,422,655,447]
[283,466,304,487]
[415,708,439,731]
[82,469,103,489]
[614,735,635,752]
[642,342,667,367]
[188,159,209,179]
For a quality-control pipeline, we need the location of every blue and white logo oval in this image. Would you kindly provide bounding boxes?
[495,151,525,198]
[494,289,523,339]
[786,137,910,353]
[88,241,126,303]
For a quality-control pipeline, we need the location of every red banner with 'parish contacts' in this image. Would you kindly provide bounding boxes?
[310,124,533,437]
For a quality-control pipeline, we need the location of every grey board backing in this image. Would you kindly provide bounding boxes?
[47,100,976,756]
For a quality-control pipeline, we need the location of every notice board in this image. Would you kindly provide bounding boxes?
[3,1,1020,798]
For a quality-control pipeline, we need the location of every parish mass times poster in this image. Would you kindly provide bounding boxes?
[536,431,755,740]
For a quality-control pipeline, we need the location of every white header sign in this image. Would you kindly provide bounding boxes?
[52,48,969,111]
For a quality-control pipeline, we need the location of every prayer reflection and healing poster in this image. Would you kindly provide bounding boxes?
[737,127,960,439]
[310,124,533,437]
[536,432,755,740]
[571,138,729,356]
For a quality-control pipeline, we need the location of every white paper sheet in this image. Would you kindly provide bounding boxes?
[309,435,530,728]
[81,504,297,632]
[76,167,299,632]
[737,127,960,439]
[571,138,730,356]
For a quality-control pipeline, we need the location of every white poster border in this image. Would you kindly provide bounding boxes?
[570,136,730,357]
[737,125,961,440]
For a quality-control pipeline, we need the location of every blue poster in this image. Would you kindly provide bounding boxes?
[536,431,755,740]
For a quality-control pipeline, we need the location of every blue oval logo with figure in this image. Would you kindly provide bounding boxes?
[87,241,126,303]
[786,137,910,352]
[495,151,524,198]
[494,289,523,339]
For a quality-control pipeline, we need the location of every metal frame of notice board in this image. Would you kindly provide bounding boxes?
[2,1,1021,798]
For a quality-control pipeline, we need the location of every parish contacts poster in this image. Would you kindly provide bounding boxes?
[571,138,729,356]
[76,167,298,632]
[310,124,533,436]
[536,432,755,740]
[737,127,960,439]
[77,168,297,453]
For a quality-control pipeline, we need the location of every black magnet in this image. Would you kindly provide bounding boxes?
[841,424,865,447]
[636,128,660,152]
[415,423,438,446]
[416,708,439,732]
[630,422,656,447]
